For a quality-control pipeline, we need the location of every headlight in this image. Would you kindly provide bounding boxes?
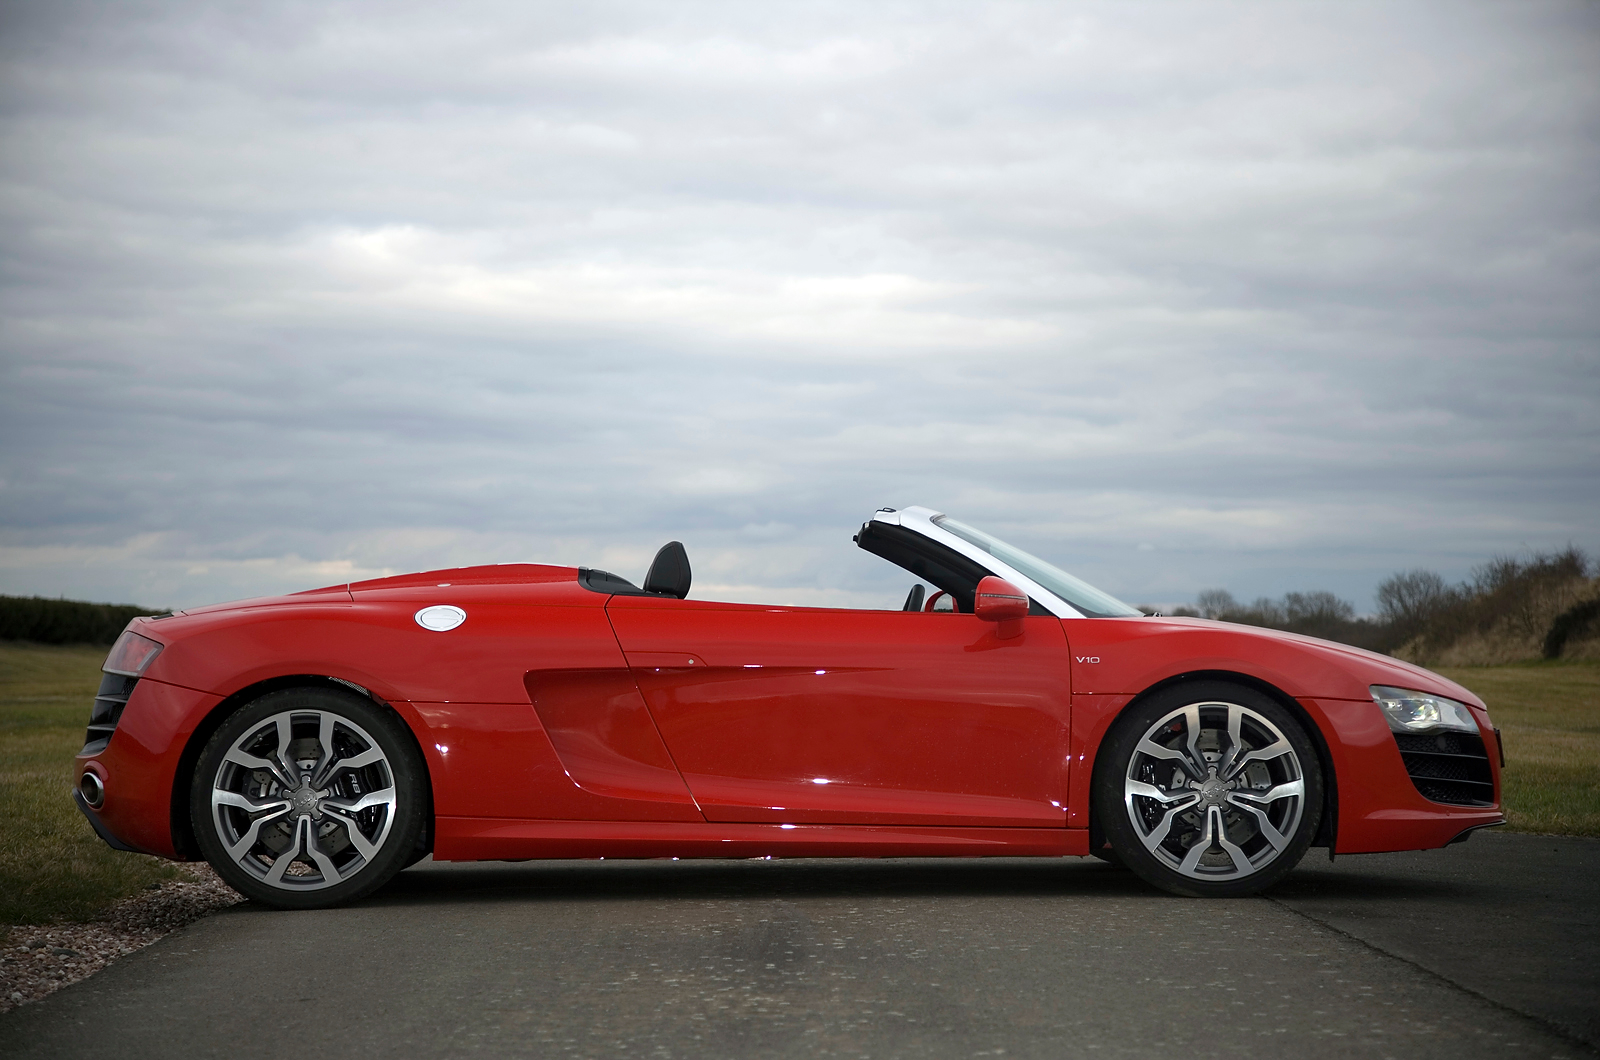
[1370,685,1479,735]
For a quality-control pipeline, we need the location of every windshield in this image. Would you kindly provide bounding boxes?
[931,516,1143,618]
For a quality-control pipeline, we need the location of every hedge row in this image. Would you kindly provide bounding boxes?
[0,595,164,645]
[1545,598,1600,659]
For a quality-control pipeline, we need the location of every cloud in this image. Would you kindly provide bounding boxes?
[1,0,1596,611]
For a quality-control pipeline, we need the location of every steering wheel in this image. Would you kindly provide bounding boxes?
[902,584,925,611]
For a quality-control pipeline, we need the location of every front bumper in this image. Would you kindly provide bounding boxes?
[1298,696,1505,853]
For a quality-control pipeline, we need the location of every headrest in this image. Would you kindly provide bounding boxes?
[643,541,691,599]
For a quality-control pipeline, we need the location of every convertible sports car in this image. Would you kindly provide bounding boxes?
[74,506,1504,908]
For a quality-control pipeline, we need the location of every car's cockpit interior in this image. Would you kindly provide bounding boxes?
[578,518,1050,615]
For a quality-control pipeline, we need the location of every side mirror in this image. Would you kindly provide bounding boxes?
[974,576,1029,631]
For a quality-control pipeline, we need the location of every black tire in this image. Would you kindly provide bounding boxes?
[1093,681,1322,898]
[191,687,428,910]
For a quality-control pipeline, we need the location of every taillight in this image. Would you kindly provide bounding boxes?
[104,631,163,677]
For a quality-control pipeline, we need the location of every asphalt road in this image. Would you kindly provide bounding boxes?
[2,832,1595,1059]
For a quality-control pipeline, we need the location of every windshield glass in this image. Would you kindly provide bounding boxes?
[931,516,1143,618]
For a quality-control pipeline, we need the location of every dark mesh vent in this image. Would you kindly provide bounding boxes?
[1404,756,1477,782]
[83,673,138,754]
[1393,730,1494,806]
[1394,732,1482,756]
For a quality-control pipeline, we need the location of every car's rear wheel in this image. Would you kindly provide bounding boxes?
[191,687,427,909]
[1093,681,1322,898]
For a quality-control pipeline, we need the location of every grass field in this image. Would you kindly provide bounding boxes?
[0,644,186,926]
[1,644,1595,927]
[1439,660,1600,836]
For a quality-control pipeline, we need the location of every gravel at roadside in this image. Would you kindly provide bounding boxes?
[0,864,240,1014]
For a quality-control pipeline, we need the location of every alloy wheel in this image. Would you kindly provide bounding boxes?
[1122,699,1306,881]
[208,708,399,891]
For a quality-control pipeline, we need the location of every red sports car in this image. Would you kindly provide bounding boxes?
[74,506,1504,908]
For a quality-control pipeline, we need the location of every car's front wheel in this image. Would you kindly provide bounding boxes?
[1093,682,1323,898]
[191,687,427,909]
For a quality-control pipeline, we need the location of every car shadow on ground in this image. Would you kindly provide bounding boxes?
[352,856,1171,909]
[1270,865,1484,902]
[202,855,1496,916]
[324,855,1461,910]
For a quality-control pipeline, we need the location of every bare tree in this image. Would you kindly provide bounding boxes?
[1471,548,1592,638]
[1375,569,1454,627]
[1245,597,1288,627]
[1283,591,1355,625]
[1194,588,1237,619]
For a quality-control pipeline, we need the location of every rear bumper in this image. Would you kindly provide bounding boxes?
[74,786,146,854]
[74,678,224,860]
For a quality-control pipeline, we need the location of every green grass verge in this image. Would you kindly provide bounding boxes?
[1438,659,1600,837]
[1,643,187,925]
[2,646,1594,926]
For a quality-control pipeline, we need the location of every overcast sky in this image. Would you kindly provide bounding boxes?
[2,0,1596,613]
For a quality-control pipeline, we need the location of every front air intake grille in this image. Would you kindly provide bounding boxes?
[1393,731,1495,807]
[83,674,139,754]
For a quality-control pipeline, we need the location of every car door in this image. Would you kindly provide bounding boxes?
[606,595,1073,827]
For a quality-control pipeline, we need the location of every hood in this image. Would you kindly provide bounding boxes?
[1149,616,1484,709]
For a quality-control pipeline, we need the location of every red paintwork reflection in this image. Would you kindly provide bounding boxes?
[522,669,700,815]
[413,696,703,823]
[608,596,1072,827]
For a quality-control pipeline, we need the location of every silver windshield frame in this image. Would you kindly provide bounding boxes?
[872,505,1097,619]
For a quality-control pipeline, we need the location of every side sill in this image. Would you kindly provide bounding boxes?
[435,818,1090,861]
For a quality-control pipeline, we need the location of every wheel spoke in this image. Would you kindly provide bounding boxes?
[213,790,292,815]
[304,828,348,882]
[321,807,381,862]
[321,786,395,816]
[1224,735,1293,780]
[1214,809,1254,873]
[1229,779,1304,807]
[1175,806,1253,875]
[262,816,310,884]
[1217,704,1246,779]
[223,746,297,790]
[1125,780,1201,806]
[1178,804,1221,873]
[334,746,385,772]
[314,746,385,787]
[1134,736,1206,782]
[222,804,292,862]
[1127,793,1201,853]
[273,713,300,779]
[1182,704,1206,778]
[311,712,339,783]
[1225,796,1292,851]
[1135,737,1189,763]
